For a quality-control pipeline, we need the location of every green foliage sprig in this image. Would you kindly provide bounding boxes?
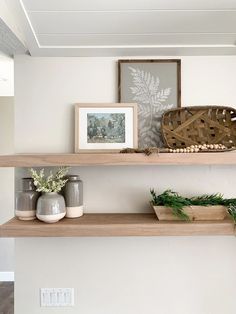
[150,189,236,223]
[150,189,190,220]
[227,205,236,222]
[30,167,69,193]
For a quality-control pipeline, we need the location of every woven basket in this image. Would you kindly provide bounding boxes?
[161,106,236,149]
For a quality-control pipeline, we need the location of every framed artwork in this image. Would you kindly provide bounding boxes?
[118,59,181,148]
[75,103,138,152]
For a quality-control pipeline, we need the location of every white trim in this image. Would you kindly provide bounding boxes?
[19,0,40,47]
[0,271,14,282]
[40,44,236,49]
[34,32,236,35]
[25,9,236,13]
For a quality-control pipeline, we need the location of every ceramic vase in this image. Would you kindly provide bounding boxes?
[36,192,66,223]
[15,178,40,221]
[64,175,83,218]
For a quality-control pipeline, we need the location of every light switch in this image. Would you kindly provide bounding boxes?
[40,288,74,307]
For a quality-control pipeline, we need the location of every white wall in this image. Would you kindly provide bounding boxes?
[0,53,14,96]
[0,54,14,277]
[14,55,236,314]
[0,97,14,274]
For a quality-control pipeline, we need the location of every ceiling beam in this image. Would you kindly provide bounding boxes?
[0,0,27,56]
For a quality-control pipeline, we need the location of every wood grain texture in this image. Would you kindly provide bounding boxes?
[0,214,235,237]
[0,282,14,314]
[153,205,227,221]
[0,152,236,167]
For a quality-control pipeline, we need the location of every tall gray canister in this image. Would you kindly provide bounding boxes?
[64,175,83,218]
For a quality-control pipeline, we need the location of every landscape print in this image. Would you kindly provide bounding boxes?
[87,113,125,143]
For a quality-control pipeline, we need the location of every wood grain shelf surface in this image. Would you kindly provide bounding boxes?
[0,214,235,237]
[0,152,236,167]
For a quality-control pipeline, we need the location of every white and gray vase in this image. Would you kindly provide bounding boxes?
[15,178,40,220]
[36,192,66,223]
[64,175,83,218]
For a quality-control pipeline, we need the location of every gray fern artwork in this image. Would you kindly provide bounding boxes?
[129,66,174,148]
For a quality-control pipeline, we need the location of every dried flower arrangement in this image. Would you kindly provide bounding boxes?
[30,167,69,193]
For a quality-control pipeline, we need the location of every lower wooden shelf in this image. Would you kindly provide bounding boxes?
[0,214,235,237]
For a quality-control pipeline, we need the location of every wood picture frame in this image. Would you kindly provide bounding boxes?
[75,103,138,153]
[118,59,181,148]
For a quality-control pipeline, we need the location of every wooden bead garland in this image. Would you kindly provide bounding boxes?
[168,143,227,153]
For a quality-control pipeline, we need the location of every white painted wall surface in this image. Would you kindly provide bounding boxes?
[0,97,14,274]
[0,54,14,96]
[14,55,236,314]
[0,54,14,277]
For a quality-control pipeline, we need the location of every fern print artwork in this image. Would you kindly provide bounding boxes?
[129,66,172,147]
[119,60,181,148]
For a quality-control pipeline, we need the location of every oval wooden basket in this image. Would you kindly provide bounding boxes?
[161,106,236,149]
[152,205,227,221]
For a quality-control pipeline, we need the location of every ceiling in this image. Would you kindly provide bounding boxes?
[6,0,236,56]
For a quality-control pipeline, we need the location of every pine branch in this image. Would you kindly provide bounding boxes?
[227,205,236,223]
[150,189,236,223]
[189,194,224,206]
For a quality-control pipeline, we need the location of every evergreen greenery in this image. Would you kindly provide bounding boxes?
[150,189,236,222]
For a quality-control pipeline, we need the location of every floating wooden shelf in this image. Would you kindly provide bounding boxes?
[0,214,235,237]
[0,152,236,167]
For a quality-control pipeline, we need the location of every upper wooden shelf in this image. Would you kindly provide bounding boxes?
[0,152,236,167]
[0,214,234,237]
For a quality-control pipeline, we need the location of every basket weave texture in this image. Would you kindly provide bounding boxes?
[161,106,236,148]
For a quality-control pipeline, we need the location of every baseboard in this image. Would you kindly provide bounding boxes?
[0,272,14,281]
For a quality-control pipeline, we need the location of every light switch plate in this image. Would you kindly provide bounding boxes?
[40,288,74,307]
